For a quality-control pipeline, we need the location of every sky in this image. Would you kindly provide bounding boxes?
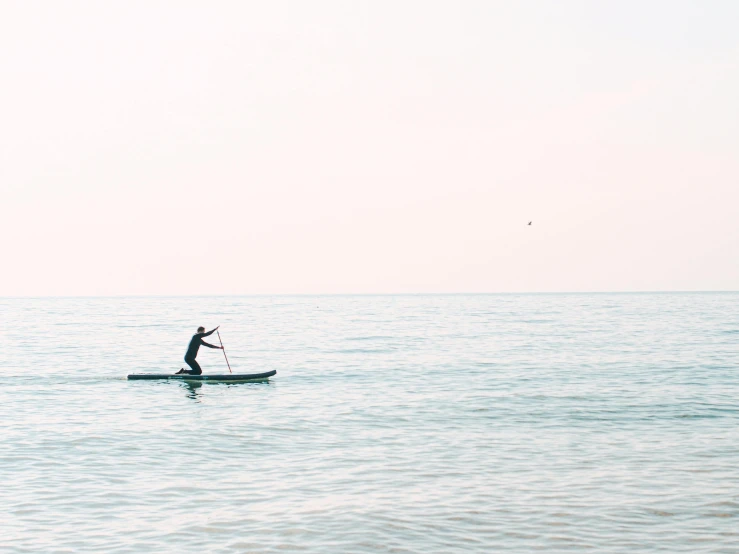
[0,0,737,295]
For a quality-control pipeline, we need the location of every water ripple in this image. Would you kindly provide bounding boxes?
[0,293,738,552]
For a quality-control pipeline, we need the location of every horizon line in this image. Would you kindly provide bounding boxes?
[1,290,738,299]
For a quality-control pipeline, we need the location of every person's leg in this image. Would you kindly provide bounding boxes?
[184,358,202,375]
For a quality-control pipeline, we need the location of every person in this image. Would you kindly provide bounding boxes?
[175,326,223,375]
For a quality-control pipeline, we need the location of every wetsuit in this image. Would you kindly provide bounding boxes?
[183,329,219,375]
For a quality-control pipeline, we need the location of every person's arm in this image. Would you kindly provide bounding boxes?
[202,326,219,337]
[201,341,222,349]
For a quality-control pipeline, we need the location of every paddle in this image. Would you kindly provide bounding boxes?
[216,330,232,374]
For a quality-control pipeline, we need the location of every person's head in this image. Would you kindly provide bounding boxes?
[197,326,205,333]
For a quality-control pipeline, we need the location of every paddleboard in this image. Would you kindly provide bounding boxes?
[127,370,276,382]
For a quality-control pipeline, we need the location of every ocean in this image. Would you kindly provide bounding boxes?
[1,293,737,552]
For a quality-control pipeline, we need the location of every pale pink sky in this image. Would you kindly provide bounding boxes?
[0,1,737,295]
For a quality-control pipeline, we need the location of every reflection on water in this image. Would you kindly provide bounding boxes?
[179,380,272,402]
[181,381,203,401]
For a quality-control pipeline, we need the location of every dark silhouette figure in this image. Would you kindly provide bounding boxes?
[528,221,532,225]
[175,326,222,375]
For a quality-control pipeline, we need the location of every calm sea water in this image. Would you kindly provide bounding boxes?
[1,293,738,553]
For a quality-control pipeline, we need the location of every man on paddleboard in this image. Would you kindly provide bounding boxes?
[175,326,223,375]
